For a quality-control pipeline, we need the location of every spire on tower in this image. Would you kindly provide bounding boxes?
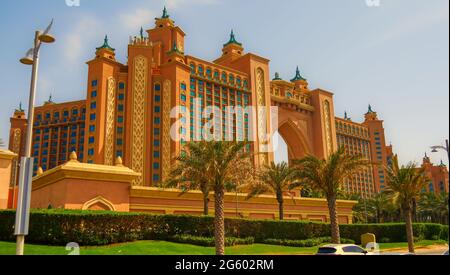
[162,6,170,19]
[291,66,306,82]
[96,35,115,51]
[224,29,242,47]
[273,72,282,81]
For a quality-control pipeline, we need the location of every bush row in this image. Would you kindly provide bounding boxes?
[0,210,447,246]
[262,237,355,247]
[168,235,254,247]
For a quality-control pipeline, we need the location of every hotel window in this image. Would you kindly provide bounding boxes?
[153,151,160,158]
[91,91,97,98]
[190,63,196,74]
[72,108,78,116]
[153,174,160,182]
[222,72,227,82]
[229,75,235,84]
[89,125,95,132]
[206,68,212,78]
[155,95,161,102]
[118,116,124,123]
[214,71,220,80]
[90,102,97,109]
[181,94,187,102]
[45,112,51,119]
[90,113,96,121]
[181,82,187,91]
[63,110,69,117]
[155,84,161,91]
[118,104,124,112]
[117,151,123,157]
[118,93,125,100]
[117,139,123,146]
[154,128,160,135]
[91,80,98,87]
[154,106,160,113]
[119,82,125,90]
[154,140,160,147]
[117,127,123,134]
[89,137,95,144]
[88,149,94,156]
[153,162,160,170]
[198,65,204,75]
[154,117,161,124]
[54,112,60,118]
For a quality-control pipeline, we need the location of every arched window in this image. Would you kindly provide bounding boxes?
[206,67,212,78]
[198,65,204,76]
[190,63,196,74]
[222,72,227,83]
[236,77,242,87]
[229,74,235,85]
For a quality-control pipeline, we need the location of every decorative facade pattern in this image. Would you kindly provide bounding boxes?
[256,68,269,166]
[12,129,21,154]
[104,77,116,166]
[162,80,172,182]
[131,56,148,186]
[323,100,333,156]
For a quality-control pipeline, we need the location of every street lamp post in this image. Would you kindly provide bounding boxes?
[15,20,55,256]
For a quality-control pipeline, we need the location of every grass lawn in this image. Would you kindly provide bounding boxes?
[0,240,447,255]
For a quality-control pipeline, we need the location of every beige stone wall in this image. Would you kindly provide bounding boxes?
[0,149,17,209]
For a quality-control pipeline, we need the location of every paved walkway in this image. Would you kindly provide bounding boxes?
[382,245,449,255]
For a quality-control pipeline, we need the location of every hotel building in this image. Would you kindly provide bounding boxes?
[8,8,397,202]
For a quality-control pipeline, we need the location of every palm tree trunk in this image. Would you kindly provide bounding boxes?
[203,194,209,216]
[404,208,415,254]
[214,186,225,255]
[327,194,341,244]
[278,199,284,220]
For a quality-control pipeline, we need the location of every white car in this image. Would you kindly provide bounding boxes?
[316,244,373,255]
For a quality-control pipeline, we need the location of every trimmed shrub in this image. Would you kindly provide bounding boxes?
[0,210,447,246]
[262,237,355,247]
[168,235,254,247]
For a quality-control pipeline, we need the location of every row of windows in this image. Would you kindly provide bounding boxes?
[336,122,369,138]
[36,107,86,121]
[189,63,249,90]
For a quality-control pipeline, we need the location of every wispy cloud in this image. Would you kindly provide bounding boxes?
[165,0,220,9]
[378,3,449,43]
[62,15,103,64]
[119,8,158,31]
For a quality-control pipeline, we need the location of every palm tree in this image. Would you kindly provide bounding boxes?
[165,141,211,215]
[243,162,298,220]
[207,141,253,255]
[294,147,370,244]
[385,155,428,253]
[167,141,253,255]
[367,192,391,223]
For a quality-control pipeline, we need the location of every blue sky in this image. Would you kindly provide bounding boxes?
[0,0,448,166]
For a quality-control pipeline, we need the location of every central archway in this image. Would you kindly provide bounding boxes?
[274,119,312,164]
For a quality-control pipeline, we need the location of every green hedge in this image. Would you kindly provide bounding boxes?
[168,235,254,247]
[0,210,447,246]
[262,237,355,247]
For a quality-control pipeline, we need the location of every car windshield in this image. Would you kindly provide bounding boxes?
[317,247,337,254]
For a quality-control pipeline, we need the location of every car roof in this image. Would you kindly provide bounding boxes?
[320,244,358,248]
